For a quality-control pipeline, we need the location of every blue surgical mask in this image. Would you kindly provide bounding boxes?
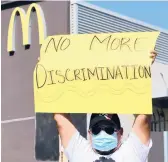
[92,131,118,152]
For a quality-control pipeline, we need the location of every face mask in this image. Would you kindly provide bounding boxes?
[92,131,118,152]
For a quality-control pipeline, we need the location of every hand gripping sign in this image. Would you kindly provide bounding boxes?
[34,32,159,114]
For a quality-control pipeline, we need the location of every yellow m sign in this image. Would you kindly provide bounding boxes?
[7,3,47,52]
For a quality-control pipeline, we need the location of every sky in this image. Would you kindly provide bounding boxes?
[87,1,168,30]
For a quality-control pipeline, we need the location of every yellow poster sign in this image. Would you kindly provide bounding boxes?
[34,32,159,114]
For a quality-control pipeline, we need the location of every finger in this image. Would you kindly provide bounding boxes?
[150,54,156,58]
[150,50,157,55]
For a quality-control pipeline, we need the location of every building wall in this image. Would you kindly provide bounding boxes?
[1,2,70,162]
[149,132,165,162]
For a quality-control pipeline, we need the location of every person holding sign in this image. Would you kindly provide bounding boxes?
[54,51,157,162]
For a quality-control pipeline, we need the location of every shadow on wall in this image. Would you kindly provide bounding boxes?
[151,97,168,131]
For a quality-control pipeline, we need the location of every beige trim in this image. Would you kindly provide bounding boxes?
[59,136,68,162]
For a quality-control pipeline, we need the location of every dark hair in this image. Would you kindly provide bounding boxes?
[111,114,121,129]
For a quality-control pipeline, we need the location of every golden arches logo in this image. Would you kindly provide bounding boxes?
[7,3,47,52]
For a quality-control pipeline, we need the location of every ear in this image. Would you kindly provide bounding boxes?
[88,129,91,134]
[119,127,123,136]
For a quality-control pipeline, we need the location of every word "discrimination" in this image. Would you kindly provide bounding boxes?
[36,64,151,88]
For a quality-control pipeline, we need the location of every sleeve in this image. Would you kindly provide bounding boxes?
[64,130,89,161]
[122,132,152,162]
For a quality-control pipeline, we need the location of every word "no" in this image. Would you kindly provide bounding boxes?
[45,37,70,53]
